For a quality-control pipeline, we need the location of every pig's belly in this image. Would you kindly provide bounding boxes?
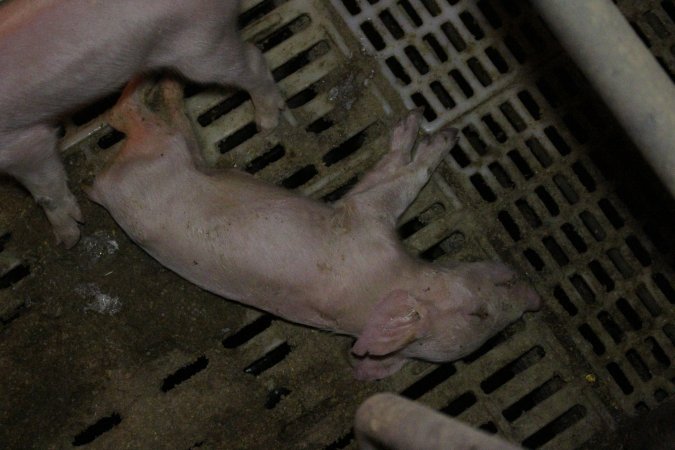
[132,194,350,327]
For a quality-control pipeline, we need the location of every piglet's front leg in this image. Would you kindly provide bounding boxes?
[339,111,458,226]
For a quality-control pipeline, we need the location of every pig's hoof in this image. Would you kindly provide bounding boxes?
[390,109,424,156]
[256,112,280,134]
[54,220,81,249]
[41,194,83,248]
[255,91,285,133]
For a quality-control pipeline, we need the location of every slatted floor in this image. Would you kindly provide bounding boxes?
[1,0,673,448]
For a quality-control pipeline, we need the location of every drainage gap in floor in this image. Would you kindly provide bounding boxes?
[0,263,30,289]
[400,363,456,400]
[265,387,291,409]
[161,355,209,392]
[440,391,477,417]
[244,342,292,375]
[72,412,122,446]
[521,404,586,448]
[222,315,275,348]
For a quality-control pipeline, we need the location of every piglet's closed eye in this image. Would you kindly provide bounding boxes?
[352,290,427,357]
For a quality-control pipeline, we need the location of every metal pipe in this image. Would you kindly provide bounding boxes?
[354,393,522,450]
[532,0,675,198]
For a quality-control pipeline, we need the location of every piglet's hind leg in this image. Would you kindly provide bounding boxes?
[347,109,424,197]
[154,78,209,169]
[106,76,157,135]
[339,111,458,226]
[108,77,207,170]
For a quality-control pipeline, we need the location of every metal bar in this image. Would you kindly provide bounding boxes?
[532,0,675,198]
[355,393,522,450]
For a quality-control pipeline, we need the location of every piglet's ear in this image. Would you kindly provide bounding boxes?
[352,290,426,357]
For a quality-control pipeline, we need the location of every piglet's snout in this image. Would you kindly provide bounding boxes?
[497,276,541,312]
[473,261,542,312]
[515,283,542,312]
[475,261,518,284]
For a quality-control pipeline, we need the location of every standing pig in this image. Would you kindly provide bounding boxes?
[0,0,283,247]
[87,78,541,380]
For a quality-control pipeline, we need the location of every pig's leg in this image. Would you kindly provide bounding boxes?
[105,76,154,135]
[347,109,424,197]
[177,42,284,132]
[106,77,184,143]
[0,126,82,247]
[160,79,197,139]
[105,77,206,169]
[338,112,458,225]
[157,78,208,169]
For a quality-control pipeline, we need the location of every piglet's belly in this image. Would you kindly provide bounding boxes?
[118,186,347,323]
[141,233,343,330]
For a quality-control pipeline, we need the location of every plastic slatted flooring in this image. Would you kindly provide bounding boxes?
[1,0,674,448]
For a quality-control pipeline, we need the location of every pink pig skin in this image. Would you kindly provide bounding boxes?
[87,79,541,380]
[0,0,283,247]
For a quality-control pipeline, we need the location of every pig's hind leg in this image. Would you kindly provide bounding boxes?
[155,78,209,169]
[338,111,458,226]
[176,41,284,133]
[105,77,184,142]
[105,76,155,135]
[110,77,207,169]
[0,126,82,247]
[346,109,424,197]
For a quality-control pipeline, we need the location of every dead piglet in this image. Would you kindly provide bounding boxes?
[334,114,541,379]
[88,79,540,380]
[0,0,284,247]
